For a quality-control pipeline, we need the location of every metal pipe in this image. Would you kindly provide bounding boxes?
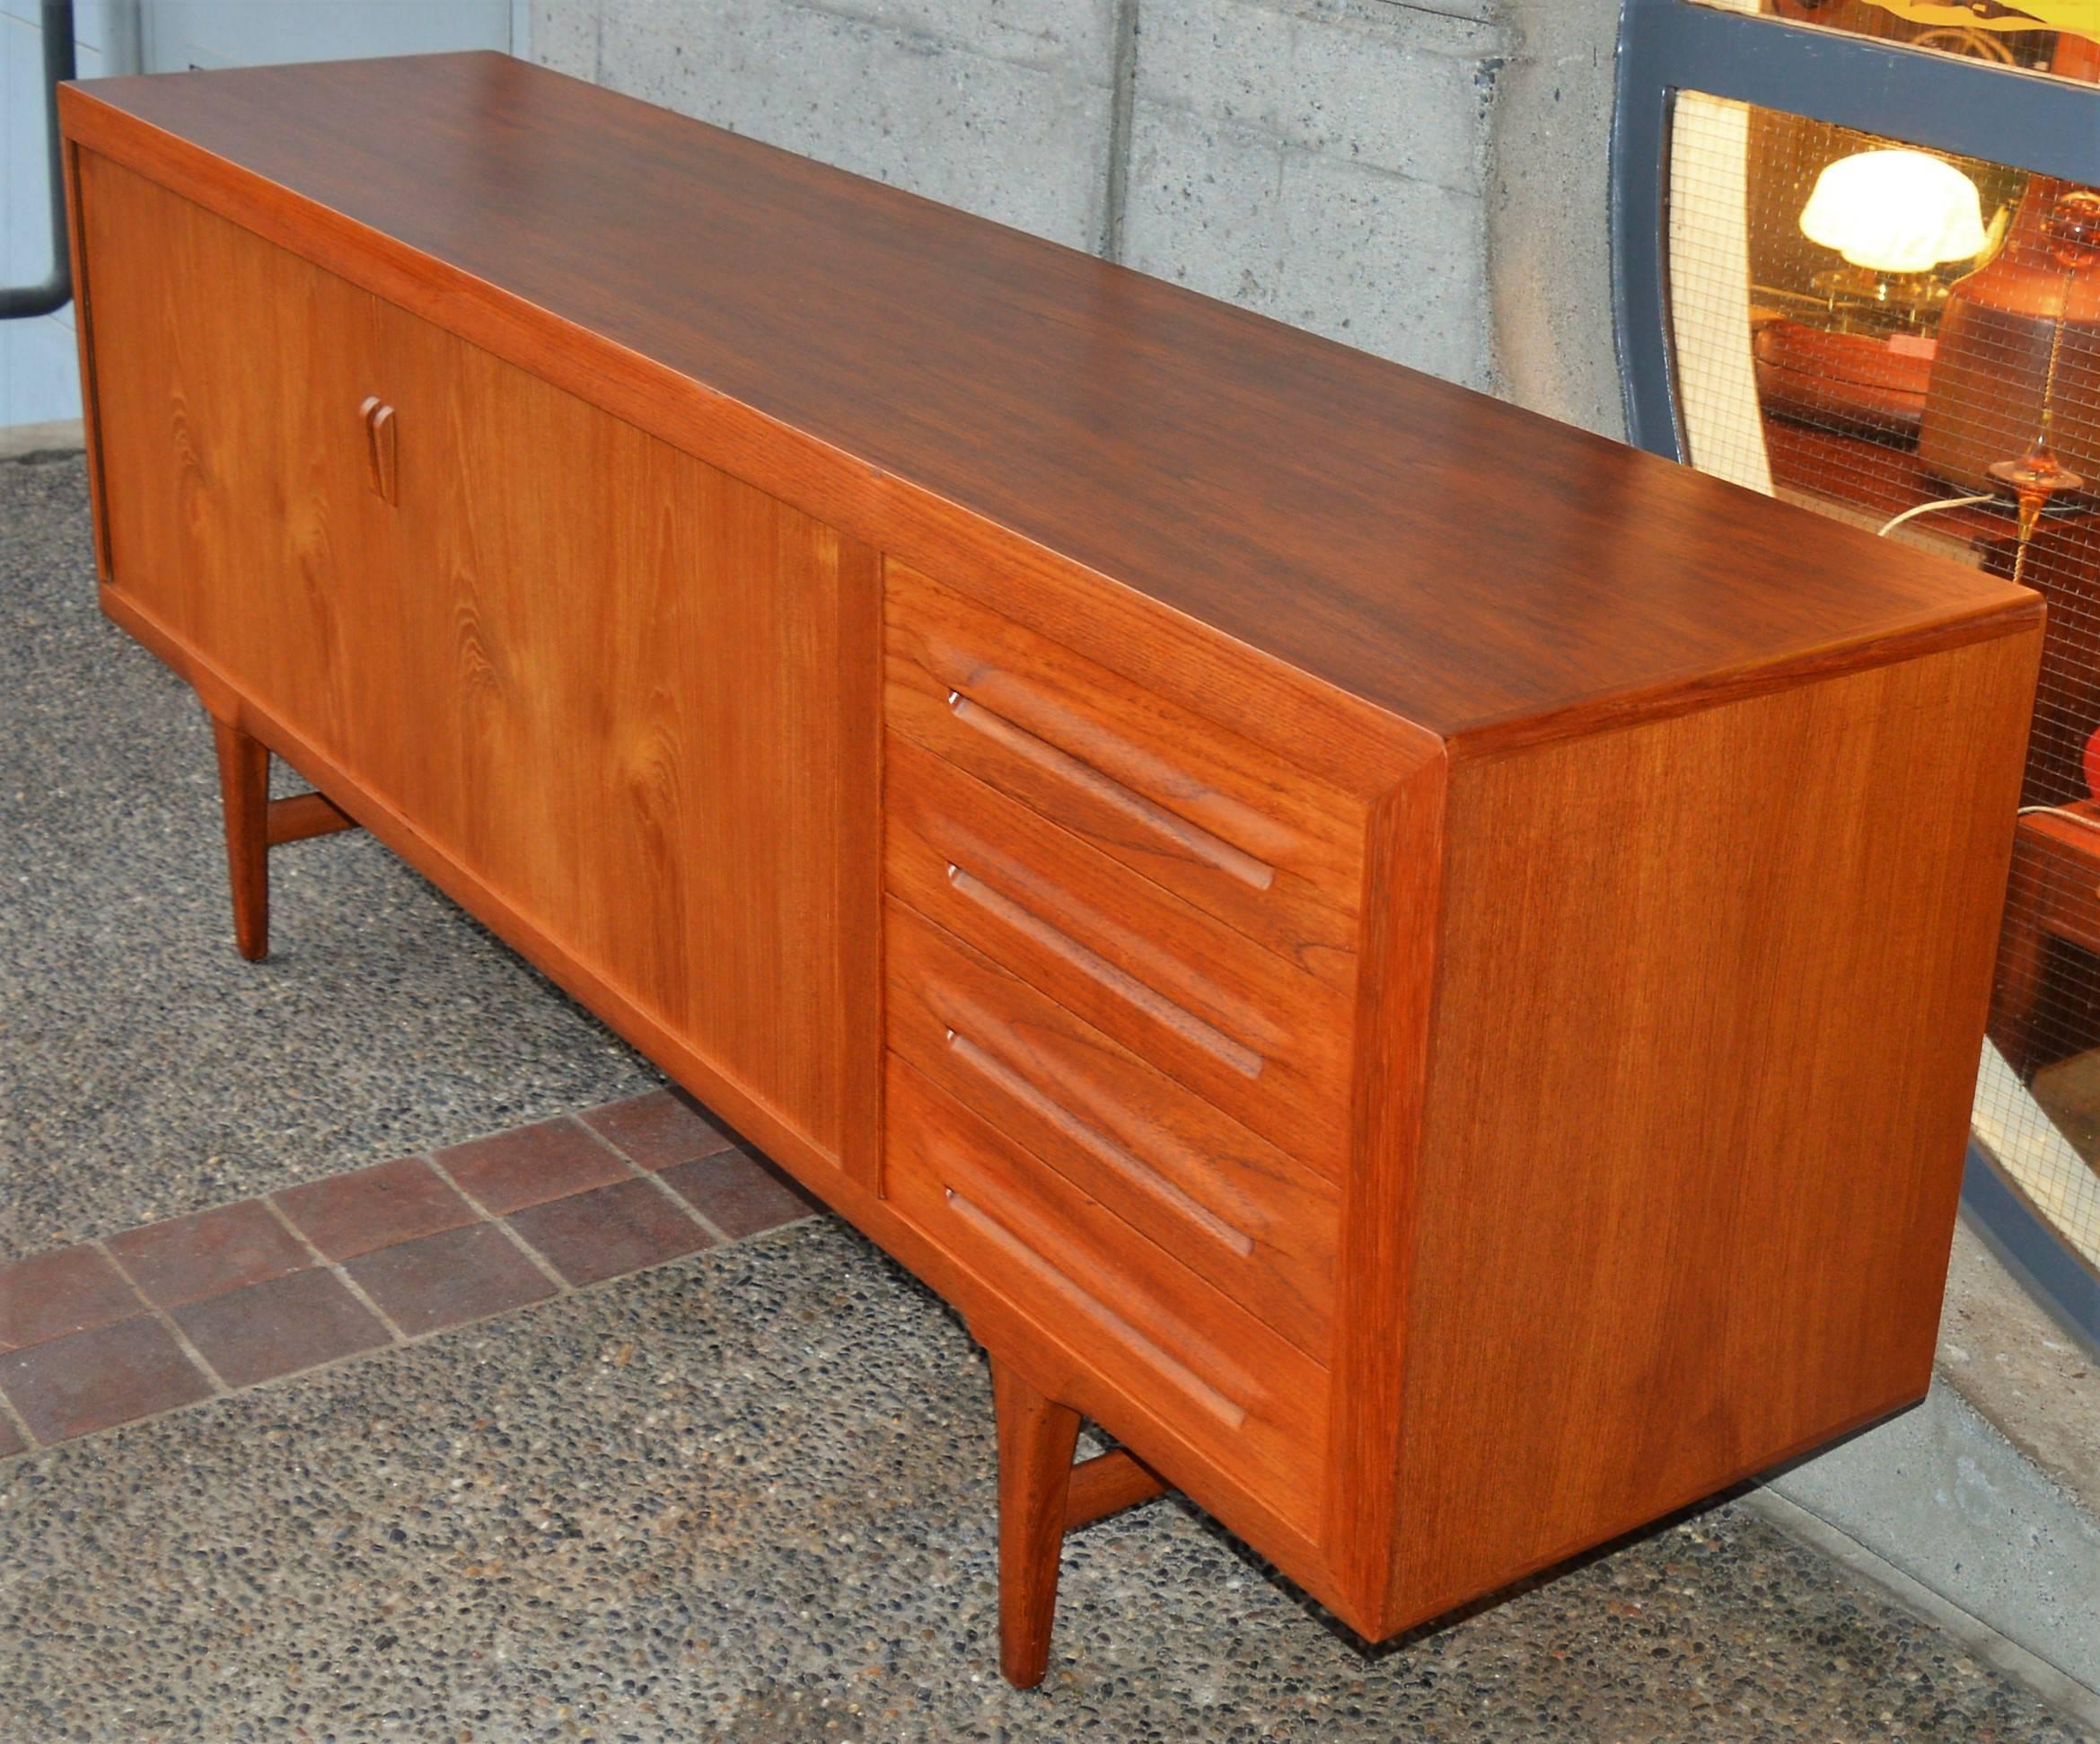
[1,0,79,321]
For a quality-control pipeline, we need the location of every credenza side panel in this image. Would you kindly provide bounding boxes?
[1384,624,2042,1631]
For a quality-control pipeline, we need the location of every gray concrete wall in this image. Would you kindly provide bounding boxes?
[529,1,1125,251]
[1489,0,1623,436]
[1120,1,1506,391]
[525,0,1627,431]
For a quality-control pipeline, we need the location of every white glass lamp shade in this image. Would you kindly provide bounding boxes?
[1798,149,1989,274]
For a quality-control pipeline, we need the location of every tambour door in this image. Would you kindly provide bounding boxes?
[79,153,388,763]
[349,294,880,1176]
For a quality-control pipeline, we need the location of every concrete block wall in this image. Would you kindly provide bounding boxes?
[531,2,1126,251]
[1121,1,1504,390]
[525,0,1625,433]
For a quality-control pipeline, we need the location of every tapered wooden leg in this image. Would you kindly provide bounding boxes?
[210,714,271,962]
[991,1358,1082,1689]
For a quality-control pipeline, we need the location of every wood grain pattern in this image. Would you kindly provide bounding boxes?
[58,137,110,580]
[93,577,1356,1637]
[359,291,874,1170]
[989,1357,1083,1690]
[1064,1448,1167,1528]
[1321,753,1449,1619]
[887,560,1368,989]
[1378,629,2041,1633]
[265,790,357,848]
[58,55,2037,748]
[887,738,1357,1175]
[82,152,381,767]
[837,536,888,1190]
[887,898,1339,1360]
[886,1058,1328,1541]
[81,152,880,1175]
[209,713,271,962]
[62,54,2052,1681]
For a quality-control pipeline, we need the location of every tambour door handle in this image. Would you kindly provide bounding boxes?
[359,394,398,505]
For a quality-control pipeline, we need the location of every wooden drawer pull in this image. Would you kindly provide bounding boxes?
[942,1188,1249,1430]
[921,807,1284,1051]
[926,645,1306,868]
[945,863,1264,1079]
[945,689,1276,892]
[359,393,398,504]
[945,1026,1256,1258]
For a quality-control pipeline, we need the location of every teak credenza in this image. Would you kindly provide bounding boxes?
[60,53,2042,1687]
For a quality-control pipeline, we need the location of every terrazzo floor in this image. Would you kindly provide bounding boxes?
[3,1222,2089,1743]
[4,450,2093,1740]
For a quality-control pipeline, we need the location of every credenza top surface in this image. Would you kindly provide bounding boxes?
[66,51,2036,743]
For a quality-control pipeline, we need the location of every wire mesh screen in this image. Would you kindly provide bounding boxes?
[1689,0,2100,85]
[1666,85,2100,1280]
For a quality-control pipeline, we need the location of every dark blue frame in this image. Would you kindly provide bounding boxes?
[1964,1143,2100,1360]
[1612,0,2100,460]
[1610,0,2100,1358]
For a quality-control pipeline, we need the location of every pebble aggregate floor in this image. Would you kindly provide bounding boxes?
[4,1224,2091,1743]
[4,452,2093,1740]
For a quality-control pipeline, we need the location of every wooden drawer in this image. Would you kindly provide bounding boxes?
[887,736,1356,1176]
[887,898,1339,1359]
[886,1056,1328,1537]
[886,559,1366,993]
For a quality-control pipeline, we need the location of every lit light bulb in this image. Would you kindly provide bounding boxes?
[1799,150,1989,275]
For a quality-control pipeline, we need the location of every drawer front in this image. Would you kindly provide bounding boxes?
[888,737,1355,1176]
[886,560,1366,992]
[886,1057,1327,1537]
[888,899,1339,1359]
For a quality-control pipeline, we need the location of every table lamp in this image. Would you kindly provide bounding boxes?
[1798,148,1989,328]
[1754,149,1987,436]
[1920,176,2100,498]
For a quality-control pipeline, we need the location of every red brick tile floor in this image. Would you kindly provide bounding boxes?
[0,1089,822,1459]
